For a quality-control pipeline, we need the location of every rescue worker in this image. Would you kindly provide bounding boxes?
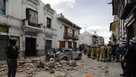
[106,45,112,62]
[96,46,100,61]
[91,47,94,59]
[92,46,97,59]
[99,46,105,61]
[87,47,92,58]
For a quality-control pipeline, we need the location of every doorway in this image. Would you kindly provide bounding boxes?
[0,35,8,60]
[45,40,52,50]
[25,37,37,56]
[59,41,65,48]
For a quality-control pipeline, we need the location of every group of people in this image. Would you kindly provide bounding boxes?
[109,38,136,77]
[86,37,136,77]
[87,45,112,62]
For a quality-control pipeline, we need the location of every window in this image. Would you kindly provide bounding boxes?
[0,0,6,15]
[64,26,68,34]
[72,30,75,36]
[59,41,65,48]
[68,41,72,48]
[26,8,38,27]
[45,40,52,50]
[47,17,52,28]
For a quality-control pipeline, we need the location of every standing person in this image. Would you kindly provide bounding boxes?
[115,44,120,62]
[125,37,136,77]
[100,45,105,61]
[96,46,100,61]
[119,42,128,77]
[107,45,112,62]
[91,47,94,59]
[104,46,108,62]
[6,39,19,77]
[87,47,92,58]
[101,46,106,61]
[111,44,117,61]
[112,44,119,62]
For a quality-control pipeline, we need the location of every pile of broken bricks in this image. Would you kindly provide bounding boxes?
[0,57,80,77]
[0,64,8,76]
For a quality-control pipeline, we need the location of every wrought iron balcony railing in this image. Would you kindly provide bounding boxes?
[64,32,73,39]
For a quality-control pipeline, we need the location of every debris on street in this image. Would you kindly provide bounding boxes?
[0,64,7,76]
[0,56,80,77]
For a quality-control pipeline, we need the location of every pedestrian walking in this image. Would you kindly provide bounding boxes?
[125,37,136,77]
[6,39,19,77]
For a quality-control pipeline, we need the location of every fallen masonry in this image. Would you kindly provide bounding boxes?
[0,56,79,77]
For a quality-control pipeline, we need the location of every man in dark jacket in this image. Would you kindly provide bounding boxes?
[125,37,136,77]
[111,44,118,61]
[119,42,128,76]
[6,39,19,77]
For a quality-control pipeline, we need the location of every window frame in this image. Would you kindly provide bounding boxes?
[47,17,52,28]
[0,0,6,15]
[26,8,39,27]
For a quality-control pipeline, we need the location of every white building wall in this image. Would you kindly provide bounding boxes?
[79,32,93,46]
[37,33,45,55]
[52,14,61,48]
[43,4,58,49]
[55,18,65,48]
[7,0,23,19]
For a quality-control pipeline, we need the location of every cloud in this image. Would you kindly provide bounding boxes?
[41,0,77,13]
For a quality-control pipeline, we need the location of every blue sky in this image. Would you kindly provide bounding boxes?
[41,0,113,44]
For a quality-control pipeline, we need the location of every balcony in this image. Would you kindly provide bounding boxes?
[72,35,79,40]
[44,27,57,38]
[64,32,73,39]
[121,0,136,19]
[23,19,42,32]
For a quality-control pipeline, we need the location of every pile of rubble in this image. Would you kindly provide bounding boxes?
[0,64,8,76]
[0,56,79,77]
[17,59,37,77]
[0,57,41,77]
[44,58,78,73]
